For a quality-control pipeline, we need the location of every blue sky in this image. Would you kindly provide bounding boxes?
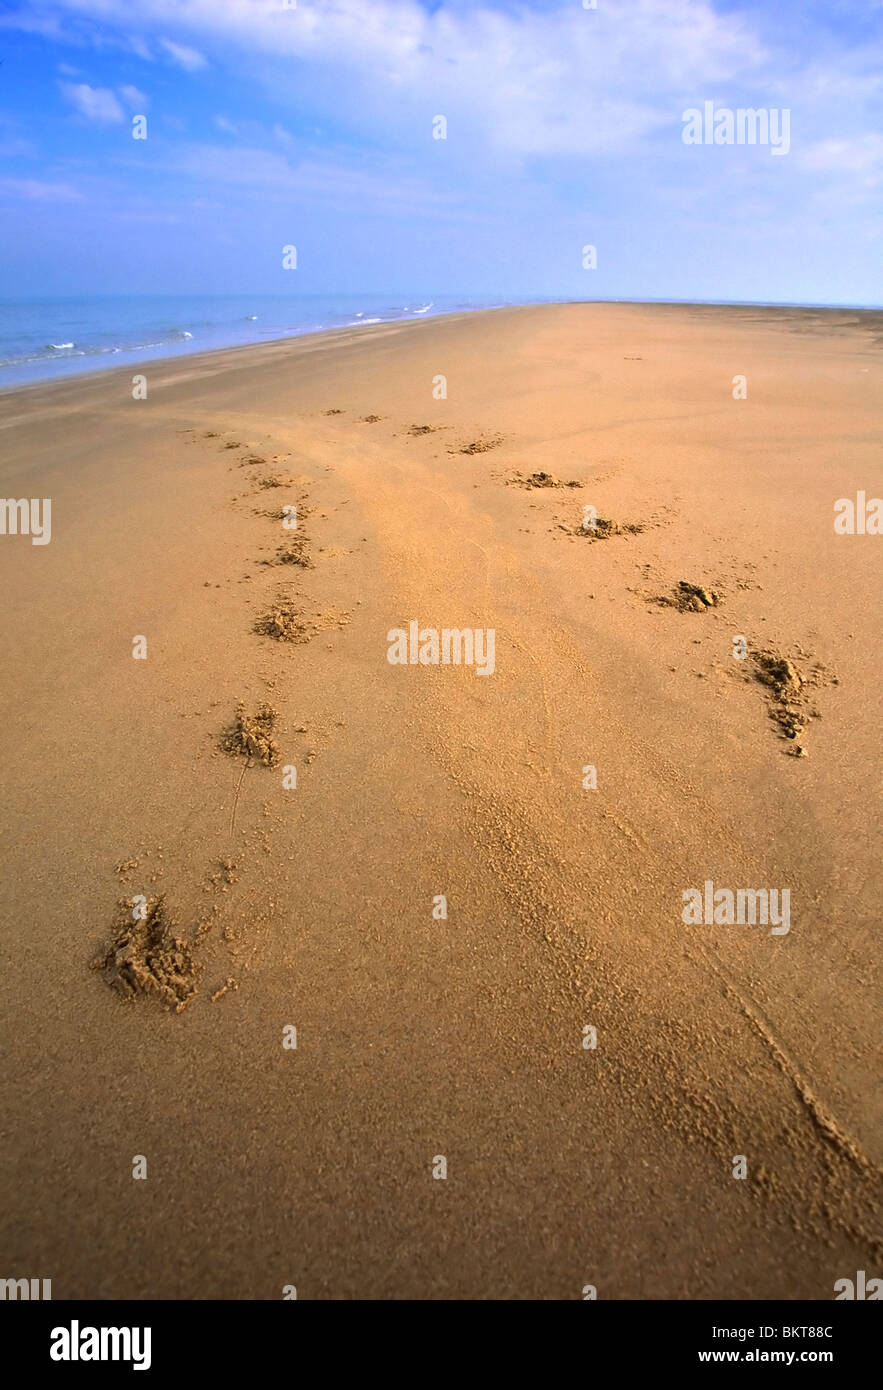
[0,0,881,304]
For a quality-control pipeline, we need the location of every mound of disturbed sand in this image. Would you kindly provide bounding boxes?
[254,604,313,643]
[510,470,582,489]
[574,517,645,540]
[754,652,802,701]
[91,897,199,1012]
[272,539,313,568]
[659,580,722,612]
[752,651,807,746]
[260,500,312,522]
[254,604,350,644]
[407,423,444,436]
[221,701,280,766]
[459,434,503,454]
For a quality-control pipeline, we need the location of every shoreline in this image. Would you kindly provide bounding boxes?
[2,296,881,399]
[0,306,510,402]
[0,299,508,395]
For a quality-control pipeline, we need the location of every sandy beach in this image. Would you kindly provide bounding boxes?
[0,301,880,1299]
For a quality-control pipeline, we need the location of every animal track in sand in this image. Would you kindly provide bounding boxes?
[93,428,351,1015]
[254,601,351,644]
[91,896,200,1013]
[456,433,504,455]
[508,470,583,490]
[261,538,314,569]
[749,648,833,755]
[221,702,280,767]
[95,826,289,1010]
[657,580,723,612]
[258,499,312,522]
[564,517,646,540]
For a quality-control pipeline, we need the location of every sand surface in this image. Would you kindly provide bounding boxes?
[0,302,880,1299]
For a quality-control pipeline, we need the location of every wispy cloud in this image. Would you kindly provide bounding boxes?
[0,176,83,201]
[59,81,125,124]
[800,133,883,182]
[159,37,207,72]
[10,1,883,168]
[0,1,772,160]
[118,84,148,108]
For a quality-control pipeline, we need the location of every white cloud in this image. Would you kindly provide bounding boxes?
[160,37,207,71]
[118,84,148,108]
[14,1,770,159]
[800,134,883,180]
[59,82,125,123]
[126,34,153,61]
[13,0,883,220]
[0,176,83,201]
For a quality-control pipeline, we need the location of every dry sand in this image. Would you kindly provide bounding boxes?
[0,302,880,1299]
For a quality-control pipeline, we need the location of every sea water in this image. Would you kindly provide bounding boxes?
[0,293,508,390]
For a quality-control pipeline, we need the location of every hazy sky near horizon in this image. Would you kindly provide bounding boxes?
[0,0,880,304]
